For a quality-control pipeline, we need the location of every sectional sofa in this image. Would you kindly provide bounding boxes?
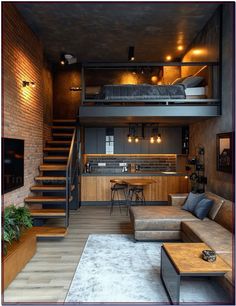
[129,191,234,296]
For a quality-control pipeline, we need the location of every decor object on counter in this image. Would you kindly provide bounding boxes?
[202,250,217,262]
[187,145,206,193]
[66,234,229,303]
[182,192,205,213]
[216,132,233,173]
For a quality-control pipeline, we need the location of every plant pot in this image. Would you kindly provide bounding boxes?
[3,229,36,291]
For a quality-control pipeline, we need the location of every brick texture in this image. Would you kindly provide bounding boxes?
[2,3,53,207]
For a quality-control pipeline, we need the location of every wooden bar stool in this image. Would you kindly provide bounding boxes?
[110,179,128,215]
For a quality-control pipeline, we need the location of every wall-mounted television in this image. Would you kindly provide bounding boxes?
[1,138,24,194]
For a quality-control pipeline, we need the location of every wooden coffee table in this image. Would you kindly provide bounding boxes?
[161,243,231,304]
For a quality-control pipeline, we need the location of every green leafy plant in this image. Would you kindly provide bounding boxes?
[3,205,33,255]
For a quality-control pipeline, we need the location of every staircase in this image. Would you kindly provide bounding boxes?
[25,119,79,238]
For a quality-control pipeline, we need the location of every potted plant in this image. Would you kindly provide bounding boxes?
[2,205,36,291]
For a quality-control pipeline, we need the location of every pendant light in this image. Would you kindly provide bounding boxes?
[128,46,135,61]
[157,134,162,143]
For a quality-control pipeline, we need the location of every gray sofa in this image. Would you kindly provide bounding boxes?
[129,191,234,296]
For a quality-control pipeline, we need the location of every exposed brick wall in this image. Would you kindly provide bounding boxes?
[2,3,53,207]
[43,61,53,144]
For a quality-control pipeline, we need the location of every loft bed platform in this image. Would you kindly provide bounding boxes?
[79,62,221,119]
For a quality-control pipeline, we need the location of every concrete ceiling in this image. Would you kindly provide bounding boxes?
[15,2,220,64]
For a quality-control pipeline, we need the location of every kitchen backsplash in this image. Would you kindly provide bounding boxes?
[84,155,176,173]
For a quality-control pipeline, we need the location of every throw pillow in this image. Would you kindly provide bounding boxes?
[194,198,214,220]
[182,192,205,212]
[180,76,204,88]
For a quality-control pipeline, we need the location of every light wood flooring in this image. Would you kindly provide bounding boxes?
[4,206,132,303]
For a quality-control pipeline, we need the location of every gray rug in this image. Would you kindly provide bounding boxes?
[66,234,230,303]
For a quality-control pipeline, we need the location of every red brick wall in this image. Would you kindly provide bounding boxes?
[2,3,53,206]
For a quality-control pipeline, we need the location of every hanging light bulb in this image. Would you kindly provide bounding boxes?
[150,136,155,144]
[135,136,139,143]
[157,134,162,144]
[128,135,132,143]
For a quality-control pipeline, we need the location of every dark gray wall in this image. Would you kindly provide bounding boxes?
[84,127,182,154]
[184,4,234,200]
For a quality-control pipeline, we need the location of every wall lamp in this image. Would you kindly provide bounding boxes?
[22,81,35,88]
[128,46,135,61]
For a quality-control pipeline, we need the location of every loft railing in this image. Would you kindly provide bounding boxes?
[65,126,80,227]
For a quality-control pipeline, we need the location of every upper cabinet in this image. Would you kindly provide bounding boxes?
[84,127,183,154]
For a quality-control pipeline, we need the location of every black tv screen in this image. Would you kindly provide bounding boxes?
[2,138,24,194]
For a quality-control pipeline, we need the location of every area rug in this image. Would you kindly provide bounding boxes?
[65,234,230,303]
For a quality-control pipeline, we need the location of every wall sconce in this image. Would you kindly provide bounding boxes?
[128,46,135,61]
[22,81,35,88]
[70,86,82,91]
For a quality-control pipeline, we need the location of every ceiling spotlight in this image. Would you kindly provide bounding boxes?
[166,55,172,61]
[177,45,184,51]
[22,81,35,88]
[128,46,135,61]
[60,53,77,65]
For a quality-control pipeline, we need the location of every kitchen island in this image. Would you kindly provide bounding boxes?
[81,173,189,204]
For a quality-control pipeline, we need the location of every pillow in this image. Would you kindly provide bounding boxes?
[182,192,205,213]
[171,76,188,85]
[193,198,214,220]
[180,76,204,88]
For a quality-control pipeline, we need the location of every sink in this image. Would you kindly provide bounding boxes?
[161,172,177,174]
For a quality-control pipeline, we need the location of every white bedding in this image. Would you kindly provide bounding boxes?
[185,86,206,96]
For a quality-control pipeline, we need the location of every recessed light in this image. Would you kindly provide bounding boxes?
[166,55,172,61]
[177,46,184,51]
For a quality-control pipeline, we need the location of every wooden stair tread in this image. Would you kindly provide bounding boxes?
[44,147,70,151]
[53,119,76,123]
[39,164,67,171]
[25,196,72,203]
[47,140,71,145]
[44,156,68,161]
[52,126,74,130]
[52,133,73,137]
[31,185,75,191]
[29,226,68,237]
[35,176,66,181]
[30,209,66,217]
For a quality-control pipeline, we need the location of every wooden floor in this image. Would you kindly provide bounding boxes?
[4,206,132,303]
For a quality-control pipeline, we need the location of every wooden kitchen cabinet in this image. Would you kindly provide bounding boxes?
[81,175,189,202]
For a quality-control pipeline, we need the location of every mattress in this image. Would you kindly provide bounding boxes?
[185,87,206,96]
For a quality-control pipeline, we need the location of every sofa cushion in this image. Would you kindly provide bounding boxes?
[193,198,214,220]
[130,206,200,231]
[182,192,205,212]
[205,192,225,220]
[218,253,234,287]
[214,200,233,232]
[182,220,233,254]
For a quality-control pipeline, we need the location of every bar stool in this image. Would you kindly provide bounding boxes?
[110,179,128,215]
[129,186,146,205]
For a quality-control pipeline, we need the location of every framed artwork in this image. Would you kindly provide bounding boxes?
[216,132,234,173]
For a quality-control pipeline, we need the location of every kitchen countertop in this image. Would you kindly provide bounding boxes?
[81,172,188,176]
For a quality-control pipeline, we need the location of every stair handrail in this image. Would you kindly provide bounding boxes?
[65,127,78,227]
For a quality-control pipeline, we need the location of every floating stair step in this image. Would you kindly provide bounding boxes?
[52,126,74,130]
[44,147,70,152]
[52,133,73,138]
[35,176,66,182]
[29,209,66,217]
[25,196,72,203]
[43,156,68,162]
[47,140,71,146]
[39,164,67,171]
[53,119,76,124]
[29,226,68,238]
[30,185,75,192]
